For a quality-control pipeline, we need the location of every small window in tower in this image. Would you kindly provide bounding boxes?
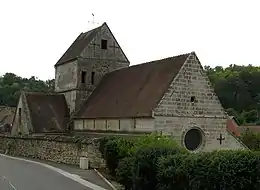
[191,96,196,102]
[18,108,21,117]
[18,108,21,124]
[81,71,86,84]
[101,39,107,49]
[91,72,95,85]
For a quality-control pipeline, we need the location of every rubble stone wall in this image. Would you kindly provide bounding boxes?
[0,135,105,168]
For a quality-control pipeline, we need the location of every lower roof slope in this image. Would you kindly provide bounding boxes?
[25,92,70,133]
[75,53,190,119]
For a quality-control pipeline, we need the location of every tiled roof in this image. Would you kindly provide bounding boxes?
[25,92,70,133]
[75,53,190,119]
[226,117,241,137]
[55,24,102,66]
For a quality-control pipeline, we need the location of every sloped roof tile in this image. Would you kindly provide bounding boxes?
[25,92,70,133]
[75,53,190,119]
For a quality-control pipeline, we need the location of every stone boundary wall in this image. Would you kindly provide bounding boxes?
[0,135,105,168]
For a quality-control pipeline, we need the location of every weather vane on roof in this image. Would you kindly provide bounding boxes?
[87,13,100,30]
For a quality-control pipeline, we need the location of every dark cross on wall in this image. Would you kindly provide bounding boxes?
[217,133,225,145]
[109,42,120,55]
[90,41,100,56]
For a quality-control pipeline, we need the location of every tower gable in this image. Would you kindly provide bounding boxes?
[80,22,129,64]
[154,52,227,118]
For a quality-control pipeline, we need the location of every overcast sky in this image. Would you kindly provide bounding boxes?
[0,0,259,80]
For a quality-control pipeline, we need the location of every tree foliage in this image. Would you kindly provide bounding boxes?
[206,64,260,124]
[0,73,54,107]
[240,129,260,150]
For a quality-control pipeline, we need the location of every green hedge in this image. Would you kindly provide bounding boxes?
[157,150,260,190]
[100,135,260,190]
[100,136,134,175]
[100,134,186,189]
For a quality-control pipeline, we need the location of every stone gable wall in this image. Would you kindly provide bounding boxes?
[154,53,245,150]
[154,53,226,118]
[0,135,105,168]
[81,24,129,63]
[11,93,32,136]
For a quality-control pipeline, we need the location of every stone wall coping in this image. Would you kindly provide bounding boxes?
[0,134,97,145]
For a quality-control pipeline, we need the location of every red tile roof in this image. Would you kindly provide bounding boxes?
[226,117,241,137]
[74,53,190,119]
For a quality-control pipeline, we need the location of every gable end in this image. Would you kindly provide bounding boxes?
[154,52,227,118]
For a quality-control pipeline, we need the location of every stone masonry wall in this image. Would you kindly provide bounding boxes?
[55,60,78,93]
[154,53,226,118]
[0,135,105,168]
[11,92,32,136]
[154,52,245,150]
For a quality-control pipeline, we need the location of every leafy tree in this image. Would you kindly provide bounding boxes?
[0,73,54,107]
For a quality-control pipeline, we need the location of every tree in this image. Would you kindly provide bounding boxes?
[0,73,54,107]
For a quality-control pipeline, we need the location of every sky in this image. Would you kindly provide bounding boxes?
[0,0,260,80]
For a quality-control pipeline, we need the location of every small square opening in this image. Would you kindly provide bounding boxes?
[101,39,107,49]
[18,108,21,117]
[191,96,196,102]
[81,71,86,84]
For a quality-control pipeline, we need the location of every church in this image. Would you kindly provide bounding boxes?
[11,22,246,151]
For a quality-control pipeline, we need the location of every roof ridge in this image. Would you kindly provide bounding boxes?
[147,52,191,63]
[105,52,191,76]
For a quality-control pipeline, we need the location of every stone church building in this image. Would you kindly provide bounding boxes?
[11,22,246,151]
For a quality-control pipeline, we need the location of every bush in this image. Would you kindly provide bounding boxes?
[129,134,181,154]
[98,136,117,157]
[157,150,260,190]
[116,135,187,190]
[116,156,136,190]
[103,137,134,175]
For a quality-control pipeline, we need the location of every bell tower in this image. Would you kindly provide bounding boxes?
[54,22,130,114]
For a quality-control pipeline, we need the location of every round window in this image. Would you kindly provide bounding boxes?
[184,128,203,151]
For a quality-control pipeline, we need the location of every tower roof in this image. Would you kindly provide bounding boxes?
[55,23,104,66]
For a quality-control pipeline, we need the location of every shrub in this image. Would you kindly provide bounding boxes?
[116,156,136,190]
[103,137,134,175]
[116,134,187,190]
[98,136,117,157]
[157,150,260,190]
[129,134,182,154]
